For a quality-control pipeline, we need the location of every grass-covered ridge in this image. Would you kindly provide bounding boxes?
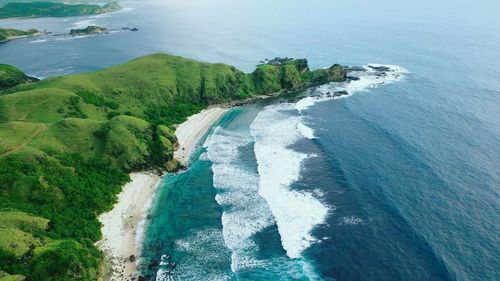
[0,0,102,7]
[0,64,38,91]
[0,53,346,280]
[0,28,38,42]
[0,1,121,19]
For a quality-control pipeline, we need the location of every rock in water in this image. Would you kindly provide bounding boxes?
[70,26,108,35]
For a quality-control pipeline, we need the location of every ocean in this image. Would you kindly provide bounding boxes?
[1,0,499,280]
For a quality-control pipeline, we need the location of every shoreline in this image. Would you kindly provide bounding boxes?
[97,107,228,280]
[96,172,162,281]
[174,107,228,165]
[0,33,40,43]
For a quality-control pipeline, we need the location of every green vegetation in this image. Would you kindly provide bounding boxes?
[0,53,346,280]
[0,27,38,42]
[0,0,101,7]
[0,64,38,92]
[0,1,121,19]
[69,25,107,36]
[251,57,346,94]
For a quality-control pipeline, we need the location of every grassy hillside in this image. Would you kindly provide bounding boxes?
[0,28,38,42]
[0,0,100,7]
[250,57,345,94]
[0,53,346,280]
[0,64,38,91]
[0,1,121,19]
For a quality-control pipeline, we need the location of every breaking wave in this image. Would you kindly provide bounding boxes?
[250,104,329,259]
[204,126,275,272]
[298,64,409,111]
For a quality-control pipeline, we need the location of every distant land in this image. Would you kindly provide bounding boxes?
[0,0,101,6]
[70,25,108,35]
[0,1,121,19]
[0,27,39,42]
[0,53,346,280]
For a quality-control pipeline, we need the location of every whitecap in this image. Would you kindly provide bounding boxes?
[250,103,329,258]
[297,63,409,111]
[295,96,316,112]
[29,39,47,44]
[204,126,275,272]
[55,35,88,41]
[71,19,96,29]
[338,216,364,226]
[198,152,209,161]
[156,228,232,281]
[297,122,316,139]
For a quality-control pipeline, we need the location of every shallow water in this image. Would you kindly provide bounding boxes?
[1,0,499,280]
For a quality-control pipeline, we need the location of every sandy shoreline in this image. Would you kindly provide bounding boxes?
[174,107,228,164]
[97,172,161,281]
[97,107,227,280]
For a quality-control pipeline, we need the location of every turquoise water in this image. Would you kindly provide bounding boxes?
[1,0,499,280]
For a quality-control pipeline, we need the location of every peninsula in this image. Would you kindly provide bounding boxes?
[0,53,346,280]
[0,27,38,42]
[0,1,121,19]
[0,64,38,90]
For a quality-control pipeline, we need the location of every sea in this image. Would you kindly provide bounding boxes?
[1,1,499,280]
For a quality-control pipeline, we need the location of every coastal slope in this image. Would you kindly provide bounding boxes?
[0,53,346,280]
[0,1,121,19]
[0,63,38,91]
[0,27,38,43]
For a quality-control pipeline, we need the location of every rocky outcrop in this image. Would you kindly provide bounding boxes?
[70,26,108,36]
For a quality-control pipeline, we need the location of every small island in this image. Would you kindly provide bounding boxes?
[0,27,39,43]
[70,25,108,36]
[0,1,121,19]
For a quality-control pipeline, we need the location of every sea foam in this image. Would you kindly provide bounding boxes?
[156,228,232,281]
[29,39,47,44]
[297,64,409,111]
[204,127,275,272]
[250,104,329,258]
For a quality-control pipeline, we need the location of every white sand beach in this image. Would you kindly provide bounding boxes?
[97,107,227,280]
[96,172,161,281]
[174,107,228,164]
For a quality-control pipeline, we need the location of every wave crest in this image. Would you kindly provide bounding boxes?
[250,104,329,258]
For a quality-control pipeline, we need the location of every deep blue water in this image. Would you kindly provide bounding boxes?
[1,1,499,280]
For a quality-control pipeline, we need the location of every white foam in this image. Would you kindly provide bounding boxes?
[204,126,275,272]
[338,216,364,226]
[343,63,408,93]
[72,19,96,29]
[297,122,316,139]
[198,152,209,161]
[55,35,88,41]
[295,96,316,112]
[89,13,111,19]
[156,228,232,281]
[297,64,409,111]
[29,39,47,44]
[250,103,329,258]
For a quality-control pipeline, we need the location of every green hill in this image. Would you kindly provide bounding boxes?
[0,53,346,280]
[0,0,101,7]
[0,28,38,42]
[0,64,38,91]
[0,1,121,19]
